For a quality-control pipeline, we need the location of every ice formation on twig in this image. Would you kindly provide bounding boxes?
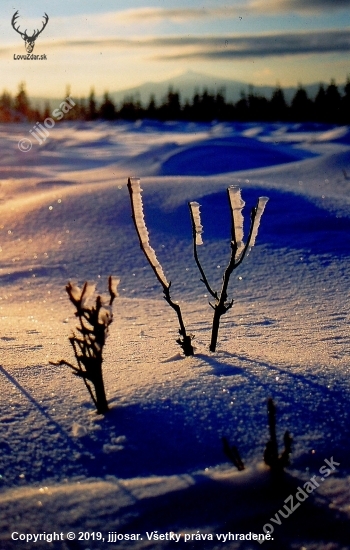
[189,186,268,352]
[127,177,169,287]
[188,201,204,246]
[128,177,194,356]
[228,185,245,261]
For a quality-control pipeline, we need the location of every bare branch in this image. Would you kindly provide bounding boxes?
[222,437,245,471]
[264,398,292,471]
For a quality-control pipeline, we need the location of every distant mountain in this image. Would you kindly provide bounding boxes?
[106,71,334,106]
[108,71,253,105]
[30,71,344,109]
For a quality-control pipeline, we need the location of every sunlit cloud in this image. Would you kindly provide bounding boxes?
[115,0,350,22]
[251,0,350,15]
[116,7,243,22]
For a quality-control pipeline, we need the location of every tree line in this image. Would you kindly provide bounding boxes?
[1,77,350,124]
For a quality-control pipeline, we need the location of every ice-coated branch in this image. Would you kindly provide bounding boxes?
[128,177,194,356]
[246,196,269,252]
[189,201,217,300]
[189,201,203,245]
[229,189,269,268]
[211,189,268,351]
[189,186,268,352]
[127,177,169,288]
[228,186,245,262]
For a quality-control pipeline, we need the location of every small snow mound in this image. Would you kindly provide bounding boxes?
[103,444,124,454]
[71,422,87,438]
[112,435,127,444]
[162,352,184,362]
[242,126,263,137]
[317,126,349,142]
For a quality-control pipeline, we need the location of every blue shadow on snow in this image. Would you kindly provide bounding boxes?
[146,187,350,257]
[160,136,316,176]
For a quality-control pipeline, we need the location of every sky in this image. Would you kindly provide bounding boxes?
[0,0,349,99]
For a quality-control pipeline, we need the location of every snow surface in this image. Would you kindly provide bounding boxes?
[0,120,350,549]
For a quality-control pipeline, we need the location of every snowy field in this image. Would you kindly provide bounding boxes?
[0,120,350,549]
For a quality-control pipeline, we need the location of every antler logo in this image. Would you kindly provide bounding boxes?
[11,11,49,53]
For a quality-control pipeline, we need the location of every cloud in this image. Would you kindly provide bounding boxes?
[3,28,349,61]
[117,7,240,22]
[115,0,350,22]
[151,29,350,60]
[252,0,350,14]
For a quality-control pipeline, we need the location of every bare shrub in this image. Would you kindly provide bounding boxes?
[264,398,292,471]
[52,276,118,414]
[223,398,292,472]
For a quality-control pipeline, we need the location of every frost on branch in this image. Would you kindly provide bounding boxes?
[189,201,203,246]
[228,186,245,261]
[189,187,269,352]
[51,276,118,414]
[128,177,169,287]
[248,196,269,251]
[127,177,194,356]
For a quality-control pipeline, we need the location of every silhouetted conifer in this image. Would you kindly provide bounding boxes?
[0,90,13,122]
[314,83,327,121]
[291,86,313,121]
[235,90,249,121]
[325,79,341,122]
[270,85,288,121]
[118,96,143,120]
[63,86,76,121]
[100,92,116,120]
[87,88,97,121]
[147,94,157,119]
[215,88,226,120]
[4,73,350,124]
[159,87,181,120]
[77,98,87,120]
[341,76,350,124]
[42,102,51,120]
[14,82,31,121]
[247,85,269,121]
